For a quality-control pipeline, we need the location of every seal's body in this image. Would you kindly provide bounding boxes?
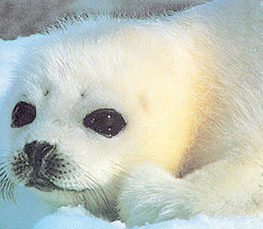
[1,0,263,226]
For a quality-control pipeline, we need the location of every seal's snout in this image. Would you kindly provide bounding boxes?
[19,141,64,192]
[23,141,55,166]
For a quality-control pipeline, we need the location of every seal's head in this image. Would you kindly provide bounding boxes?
[0,18,199,219]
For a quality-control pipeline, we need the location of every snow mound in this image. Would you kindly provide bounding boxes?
[33,206,125,229]
[33,206,263,229]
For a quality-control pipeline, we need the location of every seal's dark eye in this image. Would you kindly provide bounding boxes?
[83,109,126,138]
[11,101,36,128]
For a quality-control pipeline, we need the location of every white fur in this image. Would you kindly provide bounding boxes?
[1,0,263,227]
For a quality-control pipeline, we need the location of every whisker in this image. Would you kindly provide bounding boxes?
[0,171,6,178]
[0,172,8,183]
[0,163,16,203]
[70,162,114,211]
[70,168,103,206]
[4,180,15,203]
[56,159,112,215]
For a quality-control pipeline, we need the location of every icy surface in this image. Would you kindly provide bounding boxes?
[1,33,263,229]
[33,206,263,229]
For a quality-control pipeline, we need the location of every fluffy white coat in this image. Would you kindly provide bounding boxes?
[0,0,263,227]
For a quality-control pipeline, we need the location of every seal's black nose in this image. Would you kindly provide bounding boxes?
[23,141,55,166]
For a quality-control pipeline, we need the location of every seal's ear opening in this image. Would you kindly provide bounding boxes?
[83,108,126,138]
[11,101,36,128]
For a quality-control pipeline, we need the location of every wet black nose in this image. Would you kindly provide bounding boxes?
[23,141,55,165]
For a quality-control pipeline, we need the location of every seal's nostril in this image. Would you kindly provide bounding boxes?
[23,141,55,165]
[24,141,38,159]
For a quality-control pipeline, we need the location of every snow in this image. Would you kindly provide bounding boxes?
[1,34,263,229]
[2,187,263,229]
[33,209,263,229]
[33,206,124,229]
[33,207,263,229]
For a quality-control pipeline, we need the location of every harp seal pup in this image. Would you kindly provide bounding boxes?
[1,0,263,226]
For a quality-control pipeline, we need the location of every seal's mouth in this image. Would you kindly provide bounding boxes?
[25,177,64,192]
[9,142,94,193]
